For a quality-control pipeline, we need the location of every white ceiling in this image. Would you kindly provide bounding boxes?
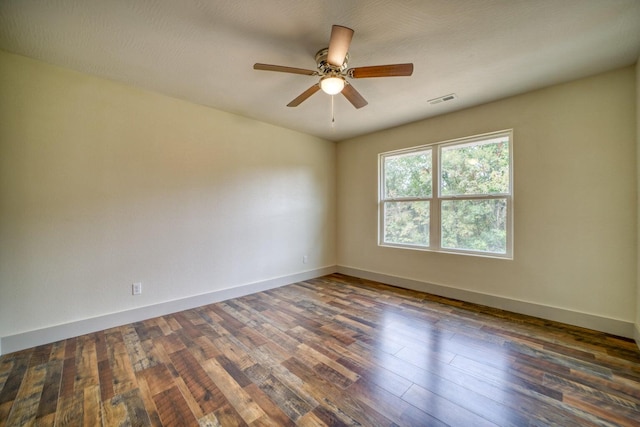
[1,0,639,141]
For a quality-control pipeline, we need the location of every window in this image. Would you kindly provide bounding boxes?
[379,130,512,258]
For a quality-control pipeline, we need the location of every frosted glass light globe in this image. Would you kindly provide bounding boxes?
[320,76,345,95]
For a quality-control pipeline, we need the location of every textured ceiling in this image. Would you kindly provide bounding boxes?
[1,0,639,141]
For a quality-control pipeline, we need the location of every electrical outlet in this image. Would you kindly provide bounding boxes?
[132,282,142,295]
[303,255,308,264]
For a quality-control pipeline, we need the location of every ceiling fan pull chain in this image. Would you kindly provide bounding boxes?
[331,95,336,127]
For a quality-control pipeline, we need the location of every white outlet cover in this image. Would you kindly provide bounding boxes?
[132,282,142,295]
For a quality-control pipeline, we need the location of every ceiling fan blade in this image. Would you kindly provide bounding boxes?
[342,83,368,109]
[254,63,316,76]
[287,84,321,107]
[348,63,414,78]
[327,25,354,66]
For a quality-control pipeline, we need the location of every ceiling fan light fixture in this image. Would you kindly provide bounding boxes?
[254,24,413,109]
[320,76,345,95]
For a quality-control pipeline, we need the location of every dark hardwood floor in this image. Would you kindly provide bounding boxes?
[1,273,640,426]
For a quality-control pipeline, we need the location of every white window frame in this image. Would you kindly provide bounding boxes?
[379,130,513,259]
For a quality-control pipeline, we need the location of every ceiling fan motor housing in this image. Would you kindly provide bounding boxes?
[315,48,349,76]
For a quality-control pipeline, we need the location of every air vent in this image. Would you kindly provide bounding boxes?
[428,93,457,105]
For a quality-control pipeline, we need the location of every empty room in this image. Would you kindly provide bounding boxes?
[1,1,640,426]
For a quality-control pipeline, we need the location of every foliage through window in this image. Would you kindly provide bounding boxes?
[380,130,512,258]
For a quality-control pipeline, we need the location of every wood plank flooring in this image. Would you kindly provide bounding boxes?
[1,273,640,426]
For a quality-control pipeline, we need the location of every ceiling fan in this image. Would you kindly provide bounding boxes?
[254,25,414,109]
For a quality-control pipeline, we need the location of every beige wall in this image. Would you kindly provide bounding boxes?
[1,49,637,350]
[338,66,637,326]
[0,51,336,341]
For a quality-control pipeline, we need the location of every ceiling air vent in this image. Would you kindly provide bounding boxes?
[428,93,457,105]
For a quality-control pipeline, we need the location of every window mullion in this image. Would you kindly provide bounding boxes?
[439,194,509,201]
[431,147,440,250]
[383,197,430,203]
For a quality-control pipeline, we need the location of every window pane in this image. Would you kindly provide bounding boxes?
[384,201,430,246]
[384,150,432,199]
[441,137,509,196]
[441,199,507,253]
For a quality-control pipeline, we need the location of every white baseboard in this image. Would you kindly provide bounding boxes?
[337,266,635,339]
[0,266,337,355]
[3,265,635,356]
